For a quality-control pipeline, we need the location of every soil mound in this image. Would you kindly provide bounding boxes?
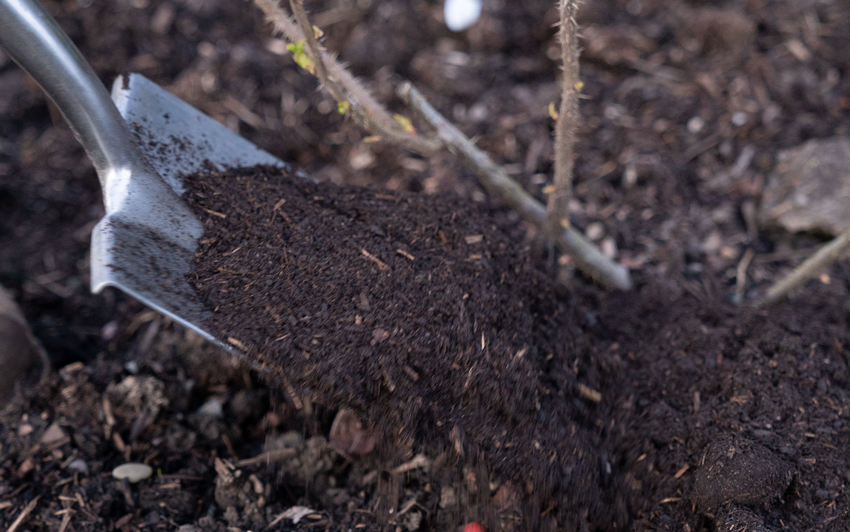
[184,165,622,529]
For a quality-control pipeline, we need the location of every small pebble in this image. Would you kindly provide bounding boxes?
[40,422,66,445]
[586,222,605,241]
[196,398,224,417]
[112,462,153,483]
[687,116,705,134]
[732,112,749,126]
[101,320,119,341]
[67,459,88,474]
[444,0,482,32]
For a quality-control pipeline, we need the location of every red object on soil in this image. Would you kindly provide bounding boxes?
[463,522,485,532]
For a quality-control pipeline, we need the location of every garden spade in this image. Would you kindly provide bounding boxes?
[0,0,284,343]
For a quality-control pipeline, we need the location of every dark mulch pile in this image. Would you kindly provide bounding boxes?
[600,283,850,531]
[183,163,850,532]
[184,164,615,530]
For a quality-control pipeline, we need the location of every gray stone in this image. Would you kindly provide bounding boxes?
[112,462,153,483]
[761,137,850,235]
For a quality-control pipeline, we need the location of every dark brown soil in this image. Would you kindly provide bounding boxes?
[2,0,850,531]
[183,164,612,529]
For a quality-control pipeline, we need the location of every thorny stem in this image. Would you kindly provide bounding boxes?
[254,0,632,290]
[757,230,850,307]
[254,0,439,153]
[549,0,580,235]
[399,82,632,291]
[289,0,335,99]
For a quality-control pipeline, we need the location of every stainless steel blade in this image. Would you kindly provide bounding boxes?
[90,73,287,342]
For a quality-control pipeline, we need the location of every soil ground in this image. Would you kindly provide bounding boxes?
[1,0,850,531]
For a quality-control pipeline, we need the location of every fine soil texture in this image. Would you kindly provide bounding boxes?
[1,0,850,531]
[183,165,612,530]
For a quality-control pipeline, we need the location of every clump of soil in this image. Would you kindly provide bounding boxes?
[692,435,792,513]
[182,164,850,532]
[183,164,619,529]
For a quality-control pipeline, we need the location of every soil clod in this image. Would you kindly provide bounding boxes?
[183,164,616,528]
[693,436,793,513]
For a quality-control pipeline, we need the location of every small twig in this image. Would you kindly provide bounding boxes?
[277,370,303,410]
[757,230,850,307]
[398,82,632,290]
[253,0,439,153]
[6,496,39,532]
[289,0,332,94]
[576,383,601,403]
[396,497,419,517]
[395,249,415,261]
[221,433,239,461]
[266,510,290,529]
[361,249,390,271]
[227,337,248,351]
[549,0,580,234]
[391,453,431,475]
[734,248,755,303]
[236,447,299,468]
[57,511,72,532]
[255,0,630,289]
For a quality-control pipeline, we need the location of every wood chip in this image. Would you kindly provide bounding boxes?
[278,371,303,410]
[235,447,298,467]
[56,512,72,532]
[392,454,430,474]
[576,383,602,403]
[201,206,226,218]
[361,249,390,271]
[114,513,134,529]
[227,337,248,351]
[402,365,420,381]
[395,249,415,261]
[6,495,39,532]
[397,497,418,517]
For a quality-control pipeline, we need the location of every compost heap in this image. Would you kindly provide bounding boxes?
[183,164,622,529]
